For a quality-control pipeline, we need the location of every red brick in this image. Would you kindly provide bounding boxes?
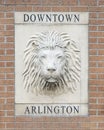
[6,62,14,67]
[0,99,5,104]
[0,49,5,55]
[98,99,104,103]
[89,19,104,25]
[0,74,5,79]
[0,0,4,4]
[89,74,97,79]
[98,62,104,67]
[98,50,104,55]
[98,38,104,43]
[90,104,104,109]
[52,7,69,12]
[0,12,4,18]
[6,73,14,79]
[89,110,96,115]
[80,122,96,128]
[0,68,14,73]
[89,86,97,91]
[0,31,14,36]
[14,123,42,129]
[33,6,51,11]
[6,37,14,42]
[89,98,97,103]
[89,44,100,49]
[0,25,4,30]
[7,98,14,103]
[99,0,104,5]
[99,123,104,127]
[0,86,5,92]
[89,50,97,55]
[89,26,97,31]
[15,5,32,11]
[89,38,97,43]
[0,37,4,42]
[42,0,61,5]
[98,13,104,18]
[98,26,104,31]
[98,86,104,91]
[0,56,14,61]
[0,91,14,97]
[98,74,104,79]
[90,67,104,73]
[89,19,97,24]
[89,62,97,67]
[90,32,104,37]
[98,110,104,115]
[0,111,5,116]
[6,25,14,30]
[90,92,104,97]
[16,117,33,122]
[80,0,97,6]
[89,80,104,85]
[0,44,14,49]
[89,13,97,18]
[7,111,14,116]
[71,7,88,12]
[61,0,77,5]
[54,123,79,128]
[0,5,15,11]
[0,62,5,67]
[90,117,104,122]
[0,19,14,24]
[90,56,104,61]
[5,0,16,4]
[15,0,41,5]
[7,86,14,91]
[0,123,5,128]
[89,7,104,12]
[6,50,14,55]
[0,117,14,122]
[97,20,104,24]
[2,117,14,122]
[6,13,14,18]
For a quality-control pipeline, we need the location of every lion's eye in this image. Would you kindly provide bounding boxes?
[41,55,46,59]
[57,56,63,59]
[32,42,35,46]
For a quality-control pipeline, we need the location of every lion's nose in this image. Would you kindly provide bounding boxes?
[47,68,56,73]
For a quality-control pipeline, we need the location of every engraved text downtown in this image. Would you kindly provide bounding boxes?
[24,13,80,23]
[24,105,80,115]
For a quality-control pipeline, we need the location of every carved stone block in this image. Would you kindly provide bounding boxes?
[15,12,88,116]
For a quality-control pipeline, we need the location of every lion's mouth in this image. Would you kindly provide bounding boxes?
[43,79,59,91]
[46,77,57,83]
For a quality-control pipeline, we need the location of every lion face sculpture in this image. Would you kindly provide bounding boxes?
[39,47,65,82]
[23,31,81,96]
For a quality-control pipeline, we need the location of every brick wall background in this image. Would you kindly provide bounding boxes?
[0,0,104,129]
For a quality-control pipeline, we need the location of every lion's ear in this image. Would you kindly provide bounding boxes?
[66,42,70,47]
[64,41,80,52]
[32,42,36,47]
[63,41,70,48]
[27,35,40,49]
[28,40,39,49]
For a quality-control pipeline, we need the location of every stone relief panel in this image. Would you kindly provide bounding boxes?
[23,31,81,96]
[15,12,88,116]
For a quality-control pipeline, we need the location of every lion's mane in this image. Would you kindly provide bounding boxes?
[23,31,81,96]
